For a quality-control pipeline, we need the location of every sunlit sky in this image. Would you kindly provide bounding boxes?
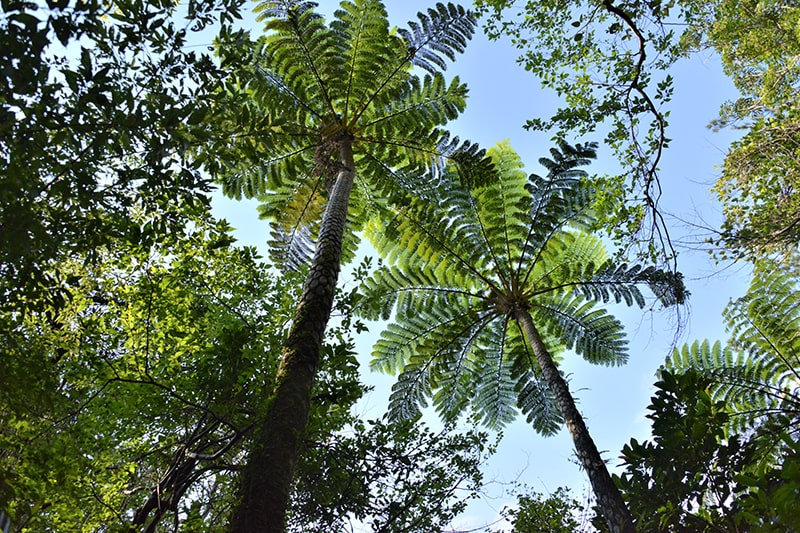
[211,1,752,529]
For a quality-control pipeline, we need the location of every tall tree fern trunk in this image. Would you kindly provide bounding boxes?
[229,137,356,533]
[515,308,637,533]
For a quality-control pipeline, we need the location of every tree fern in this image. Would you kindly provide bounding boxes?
[363,141,684,424]
[361,141,685,533]
[204,0,477,270]
[201,3,480,530]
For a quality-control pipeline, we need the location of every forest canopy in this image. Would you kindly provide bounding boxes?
[1,0,798,531]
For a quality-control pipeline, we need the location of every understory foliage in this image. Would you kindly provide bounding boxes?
[290,417,491,532]
[617,369,800,532]
[490,486,594,533]
[1,212,298,530]
[617,370,755,532]
[0,208,489,531]
[617,257,800,532]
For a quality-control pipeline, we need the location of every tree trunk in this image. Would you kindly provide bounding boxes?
[515,308,637,533]
[229,137,356,533]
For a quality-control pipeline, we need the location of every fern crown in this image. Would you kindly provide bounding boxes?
[202,0,477,268]
[361,141,687,432]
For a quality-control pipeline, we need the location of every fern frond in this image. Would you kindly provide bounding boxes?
[668,337,800,437]
[515,142,598,284]
[370,294,486,373]
[533,293,628,366]
[367,185,502,293]
[260,2,342,114]
[357,73,468,171]
[375,303,495,423]
[516,368,563,436]
[725,262,800,376]
[465,141,529,280]
[399,2,477,74]
[576,261,686,307]
[430,313,495,424]
[527,232,606,297]
[387,362,430,422]
[464,318,522,428]
[267,224,315,271]
[253,0,318,20]
[359,263,478,321]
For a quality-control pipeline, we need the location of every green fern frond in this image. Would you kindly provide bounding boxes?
[526,231,607,297]
[387,362,431,421]
[467,141,529,280]
[256,171,366,269]
[259,3,340,115]
[533,293,628,366]
[666,340,795,435]
[464,318,523,427]
[576,262,647,307]
[359,262,479,322]
[576,261,686,307]
[331,0,401,122]
[376,304,495,423]
[516,369,563,436]
[539,140,598,177]
[515,143,599,284]
[429,313,496,424]
[369,187,502,291]
[445,139,496,190]
[357,73,468,170]
[399,2,476,74]
[370,296,486,374]
[267,224,315,270]
[725,262,800,373]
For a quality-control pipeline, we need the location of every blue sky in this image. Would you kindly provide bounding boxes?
[212,1,752,529]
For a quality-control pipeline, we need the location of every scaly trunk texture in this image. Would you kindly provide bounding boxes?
[515,308,637,533]
[229,138,355,533]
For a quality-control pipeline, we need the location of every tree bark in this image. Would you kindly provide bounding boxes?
[229,137,355,533]
[515,308,637,533]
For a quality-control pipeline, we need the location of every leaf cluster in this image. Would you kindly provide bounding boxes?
[0,0,244,313]
[617,369,754,532]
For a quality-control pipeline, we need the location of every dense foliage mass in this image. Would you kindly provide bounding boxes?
[0,0,244,311]
[623,256,800,532]
[0,209,489,530]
